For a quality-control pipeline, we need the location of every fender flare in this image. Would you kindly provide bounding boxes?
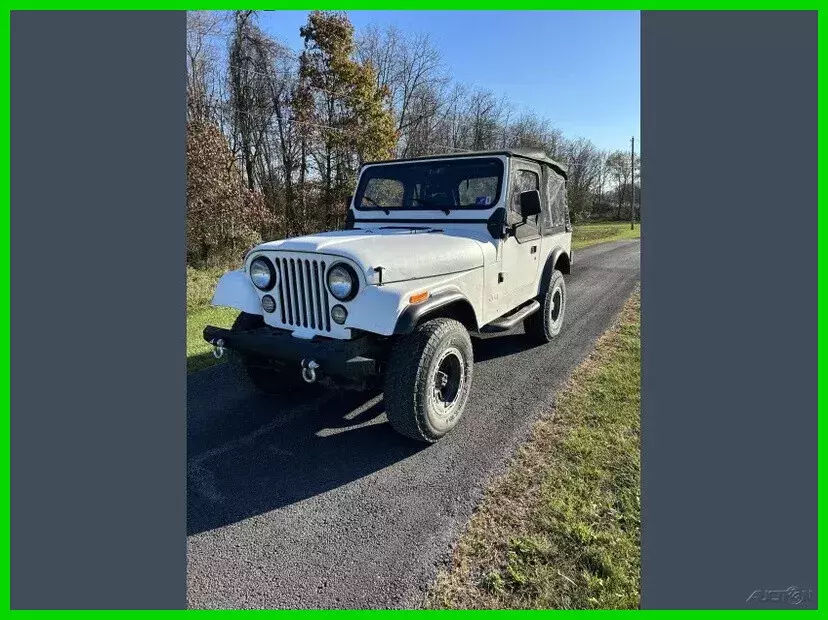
[393,288,477,335]
[539,247,571,294]
[211,270,262,315]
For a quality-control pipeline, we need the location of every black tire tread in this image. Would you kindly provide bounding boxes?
[384,318,472,443]
[524,269,566,343]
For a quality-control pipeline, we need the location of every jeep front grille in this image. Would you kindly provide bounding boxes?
[274,257,331,332]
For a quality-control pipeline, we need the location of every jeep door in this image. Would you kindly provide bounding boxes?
[499,160,544,311]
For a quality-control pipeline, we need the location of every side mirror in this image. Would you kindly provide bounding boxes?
[345,195,353,209]
[518,189,542,219]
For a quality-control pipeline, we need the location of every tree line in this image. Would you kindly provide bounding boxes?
[187,10,640,266]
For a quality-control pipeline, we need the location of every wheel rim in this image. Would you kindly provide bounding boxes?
[551,287,563,323]
[429,347,465,419]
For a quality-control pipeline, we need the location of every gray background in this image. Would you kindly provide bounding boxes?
[9,10,817,610]
[641,11,817,609]
[11,12,185,609]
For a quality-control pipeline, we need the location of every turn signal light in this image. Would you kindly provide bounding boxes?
[409,291,430,304]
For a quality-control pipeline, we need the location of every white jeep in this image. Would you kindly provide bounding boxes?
[204,148,572,442]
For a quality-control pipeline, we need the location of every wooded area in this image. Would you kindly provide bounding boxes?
[187,10,640,266]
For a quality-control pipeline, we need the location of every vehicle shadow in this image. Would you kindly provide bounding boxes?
[187,382,426,536]
[186,330,541,537]
[186,350,225,374]
[471,330,542,362]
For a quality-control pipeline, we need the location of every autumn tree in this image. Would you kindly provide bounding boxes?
[296,11,397,228]
[186,119,271,265]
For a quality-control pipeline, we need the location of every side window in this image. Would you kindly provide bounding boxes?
[360,177,404,208]
[510,169,540,213]
[546,172,566,227]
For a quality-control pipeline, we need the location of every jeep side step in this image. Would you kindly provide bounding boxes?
[481,300,541,333]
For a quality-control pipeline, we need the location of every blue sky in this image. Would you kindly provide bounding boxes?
[257,10,640,153]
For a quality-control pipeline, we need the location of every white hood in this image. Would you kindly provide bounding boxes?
[255,227,487,284]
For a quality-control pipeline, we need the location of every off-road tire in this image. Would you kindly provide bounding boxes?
[230,312,305,395]
[524,269,566,343]
[384,318,474,443]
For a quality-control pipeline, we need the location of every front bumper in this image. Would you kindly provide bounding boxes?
[203,324,383,381]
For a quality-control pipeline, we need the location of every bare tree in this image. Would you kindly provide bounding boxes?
[607,150,632,219]
[593,149,609,210]
[506,111,561,151]
[465,88,505,150]
[186,11,227,122]
[228,11,278,191]
[358,25,445,157]
[266,51,303,235]
[400,82,442,156]
[560,137,600,217]
[356,24,401,99]
[433,82,469,151]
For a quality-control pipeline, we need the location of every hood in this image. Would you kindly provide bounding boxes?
[255,227,486,284]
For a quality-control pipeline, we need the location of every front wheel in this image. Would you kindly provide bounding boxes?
[384,318,474,443]
[524,269,566,343]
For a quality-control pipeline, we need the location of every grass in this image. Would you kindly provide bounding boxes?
[572,221,640,250]
[426,290,641,610]
[187,305,238,372]
[186,223,640,373]
[186,265,238,373]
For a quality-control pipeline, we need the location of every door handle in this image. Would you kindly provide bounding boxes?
[530,245,538,254]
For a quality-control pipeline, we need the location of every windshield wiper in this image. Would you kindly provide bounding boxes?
[362,195,390,214]
[413,197,451,215]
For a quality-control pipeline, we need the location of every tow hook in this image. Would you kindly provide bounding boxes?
[211,338,225,359]
[301,359,320,384]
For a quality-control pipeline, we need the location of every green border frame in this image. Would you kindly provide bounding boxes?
[1,7,822,613]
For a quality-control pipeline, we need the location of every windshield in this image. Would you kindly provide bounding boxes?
[354,157,504,212]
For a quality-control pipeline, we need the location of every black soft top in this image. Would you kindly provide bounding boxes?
[364,147,568,180]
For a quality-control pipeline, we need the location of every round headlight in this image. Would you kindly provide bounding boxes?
[249,257,275,291]
[326,263,358,301]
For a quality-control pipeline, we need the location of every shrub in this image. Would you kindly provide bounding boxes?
[186,119,274,266]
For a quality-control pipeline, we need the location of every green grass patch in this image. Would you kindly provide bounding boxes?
[187,305,238,373]
[187,265,232,314]
[186,265,240,373]
[427,290,641,610]
[572,222,640,250]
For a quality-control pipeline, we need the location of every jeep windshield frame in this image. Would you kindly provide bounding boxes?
[353,157,504,212]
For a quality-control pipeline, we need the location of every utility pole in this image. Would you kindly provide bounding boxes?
[630,136,636,230]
